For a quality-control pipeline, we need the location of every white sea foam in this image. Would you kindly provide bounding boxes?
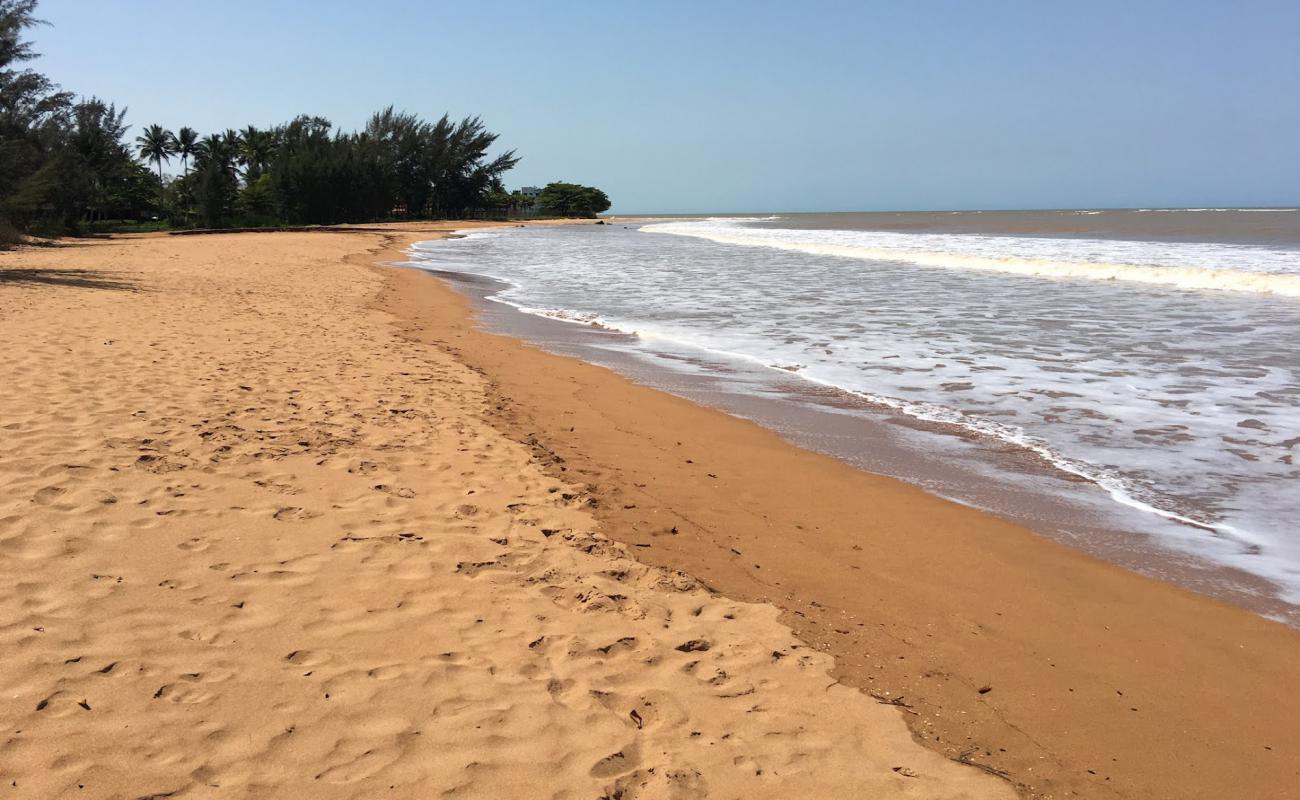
[643,219,1300,297]
[488,297,1273,552]
[407,217,1300,607]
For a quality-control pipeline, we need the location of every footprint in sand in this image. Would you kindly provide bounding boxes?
[364,664,414,681]
[38,463,93,478]
[89,490,119,506]
[373,484,417,498]
[177,627,229,645]
[152,683,215,705]
[33,690,94,718]
[272,506,319,522]
[590,742,641,779]
[592,636,640,658]
[284,649,332,667]
[32,486,68,505]
[314,746,402,785]
[454,559,503,577]
[253,478,302,495]
[605,766,707,798]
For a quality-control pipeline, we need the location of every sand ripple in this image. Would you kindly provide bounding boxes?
[0,229,1011,798]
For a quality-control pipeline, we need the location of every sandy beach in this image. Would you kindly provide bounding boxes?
[2,223,1297,799]
[0,224,1015,799]
[7,0,1297,794]
[388,224,1300,800]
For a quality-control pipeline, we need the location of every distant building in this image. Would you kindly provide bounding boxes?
[513,186,544,215]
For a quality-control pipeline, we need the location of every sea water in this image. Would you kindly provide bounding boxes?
[407,210,1300,618]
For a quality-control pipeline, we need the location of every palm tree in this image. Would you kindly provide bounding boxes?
[191,133,238,227]
[135,124,176,185]
[238,125,274,182]
[175,126,199,176]
[194,133,232,172]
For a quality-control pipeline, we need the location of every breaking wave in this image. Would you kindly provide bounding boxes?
[643,219,1300,297]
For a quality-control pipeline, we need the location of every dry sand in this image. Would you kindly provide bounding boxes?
[0,225,1014,799]
[386,228,1300,800]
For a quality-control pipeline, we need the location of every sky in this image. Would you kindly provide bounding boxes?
[30,0,1300,214]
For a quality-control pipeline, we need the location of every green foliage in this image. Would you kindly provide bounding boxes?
[174,126,198,175]
[2,5,153,230]
[1,0,72,230]
[1,2,566,236]
[480,188,515,212]
[257,109,524,225]
[536,182,611,217]
[235,173,276,220]
[135,123,175,185]
[193,138,238,228]
[361,107,519,219]
[237,125,274,183]
[0,215,22,248]
[81,218,171,234]
[265,116,383,224]
[99,157,158,220]
[5,97,149,228]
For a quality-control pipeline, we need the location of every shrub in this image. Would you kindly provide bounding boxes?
[1,217,26,249]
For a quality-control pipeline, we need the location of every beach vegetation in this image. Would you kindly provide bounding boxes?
[1,0,73,235]
[536,182,612,217]
[0,1,611,238]
[174,126,199,176]
[135,123,176,186]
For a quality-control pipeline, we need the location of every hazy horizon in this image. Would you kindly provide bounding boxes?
[611,205,1300,216]
[33,0,1300,214]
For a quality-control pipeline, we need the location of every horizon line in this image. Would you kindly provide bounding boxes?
[607,205,1300,217]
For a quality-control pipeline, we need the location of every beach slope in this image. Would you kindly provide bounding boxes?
[0,227,1013,799]
[387,225,1300,800]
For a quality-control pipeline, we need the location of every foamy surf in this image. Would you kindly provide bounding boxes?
[407,213,1300,610]
[643,219,1300,297]
[487,293,1272,560]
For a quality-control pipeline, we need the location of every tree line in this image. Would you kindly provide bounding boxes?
[1,0,609,243]
[533,183,611,217]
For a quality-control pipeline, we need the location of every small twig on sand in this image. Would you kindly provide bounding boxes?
[957,750,1014,782]
[868,691,917,715]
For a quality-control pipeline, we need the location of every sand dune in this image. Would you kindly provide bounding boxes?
[0,228,1012,798]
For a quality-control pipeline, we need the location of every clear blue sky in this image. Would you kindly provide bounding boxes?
[31,0,1300,213]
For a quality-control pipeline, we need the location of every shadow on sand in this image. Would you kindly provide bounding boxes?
[0,267,139,291]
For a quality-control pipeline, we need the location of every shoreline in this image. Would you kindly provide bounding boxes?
[411,251,1298,627]
[1,223,1294,798]
[376,227,1300,799]
[0,223,1016,799]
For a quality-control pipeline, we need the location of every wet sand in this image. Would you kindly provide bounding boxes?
[0,224,1014,799]
[425,265,1300,627]
[384,227,1300,799]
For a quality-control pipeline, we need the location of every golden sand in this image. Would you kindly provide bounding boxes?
[0,226,1012,798]
[385,225,1300,800]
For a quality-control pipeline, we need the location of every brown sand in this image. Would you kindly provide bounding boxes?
[0,225,1014,798]
[382,231,1300,800]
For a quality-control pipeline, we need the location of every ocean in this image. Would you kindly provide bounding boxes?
[405,209,1300,624]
